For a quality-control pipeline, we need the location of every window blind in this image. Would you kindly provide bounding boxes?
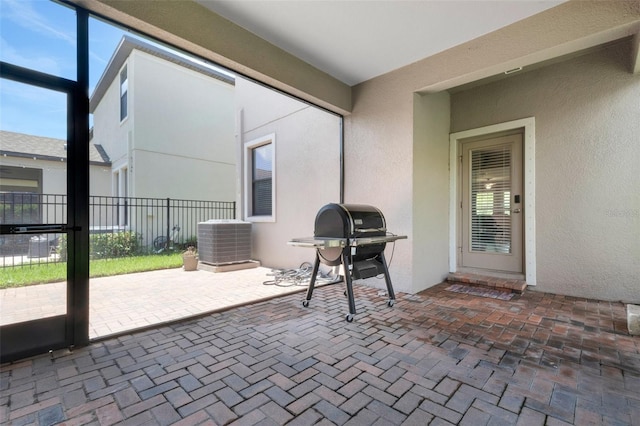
[470,145,511,253]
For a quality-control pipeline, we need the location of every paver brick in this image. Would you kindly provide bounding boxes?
[313,384,347,406]
[138,380,178,400]
[401,408,435,426]
[94,402,123,426]
[165,387,193,408]
[232,393,270,416]
[340,392,373,415]
[286,408,322,426]
[366,399,406,424]
[287,392,323,415]
[362,384,397,407]
[37,404,66,426]
[122,394,166,418]
[177,394,218,418]
[268,372,296,391]
[420,399,463,424]
[393,390,423,416]
[264,385,296,407]
[215,386,244,408]
[114,387,140,408]
[289,379,321,399]
[151,402,181,426]
[313,399,350,425]
[260,401,294,424]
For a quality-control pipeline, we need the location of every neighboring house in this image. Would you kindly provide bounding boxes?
[90,35,236,203]
[0,130,111,254]
[0,129,112,206]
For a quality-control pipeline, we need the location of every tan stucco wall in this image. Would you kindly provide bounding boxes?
[344,1,639,295]
[235,78,341,270]
[450,41,640,303]
[412,92,451,292]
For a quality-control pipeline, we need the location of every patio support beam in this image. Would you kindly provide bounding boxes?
[69,0,352,115]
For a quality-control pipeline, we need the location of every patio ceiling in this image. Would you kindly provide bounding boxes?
[197,0,567,86]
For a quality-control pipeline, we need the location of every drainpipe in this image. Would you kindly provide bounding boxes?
[340,117,344,204]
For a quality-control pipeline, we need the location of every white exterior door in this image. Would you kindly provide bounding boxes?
[461,134,523,273]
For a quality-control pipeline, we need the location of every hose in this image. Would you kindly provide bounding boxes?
[263,262,341,287]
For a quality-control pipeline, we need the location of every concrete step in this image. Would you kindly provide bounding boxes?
[447,272,527,294]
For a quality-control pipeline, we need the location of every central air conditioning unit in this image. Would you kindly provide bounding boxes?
[197,219,252,266]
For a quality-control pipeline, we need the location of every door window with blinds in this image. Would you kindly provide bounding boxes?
[470,144,512,253]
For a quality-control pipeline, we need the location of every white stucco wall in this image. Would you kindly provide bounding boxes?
[89,165,112,197]
[235,77,341,269]
[1,157,111,222]
[91,63,132,174]
[91,49,236,202]
[0,157,109,197]
[450,41,640,303]
[131,51,236,201]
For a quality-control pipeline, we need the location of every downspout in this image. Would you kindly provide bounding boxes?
[339,117,344,204]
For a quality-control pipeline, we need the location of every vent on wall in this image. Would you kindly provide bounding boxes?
[197,220,252,265]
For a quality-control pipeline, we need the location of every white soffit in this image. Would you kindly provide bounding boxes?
[197,0,566,86]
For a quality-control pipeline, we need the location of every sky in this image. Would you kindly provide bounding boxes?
[0,0,232,141]
[0,0,128,139]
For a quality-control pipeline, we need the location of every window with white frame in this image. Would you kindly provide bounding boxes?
[119,65,128,121]
[244,134,275,221]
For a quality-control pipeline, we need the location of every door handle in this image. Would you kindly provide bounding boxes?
[8,224,67,234]
[512,209,521,214]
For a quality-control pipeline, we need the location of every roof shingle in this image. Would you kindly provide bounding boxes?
[0,130,111,165]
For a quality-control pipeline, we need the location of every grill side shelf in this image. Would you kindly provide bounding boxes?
[288,235,406,249]
[349,235,407,246]
[288,237,347,249]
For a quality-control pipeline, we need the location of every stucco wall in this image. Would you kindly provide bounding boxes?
[1,157,111,222]
[132,51,236,201]
[450,41,640,303]
[91,61,131,174]
[412,92,452,292]
[235,77,341,269]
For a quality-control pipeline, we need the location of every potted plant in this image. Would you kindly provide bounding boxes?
[182,246,198,271]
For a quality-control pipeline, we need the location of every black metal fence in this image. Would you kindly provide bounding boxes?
[0,193,236,267]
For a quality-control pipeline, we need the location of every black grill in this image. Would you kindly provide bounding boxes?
[289,203,406,322]
[315,204,386,268]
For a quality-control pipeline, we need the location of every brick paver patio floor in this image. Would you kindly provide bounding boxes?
[1,282,639,425]
[1,267,315,339]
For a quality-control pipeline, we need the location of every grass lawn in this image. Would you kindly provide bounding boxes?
[0,253,183,289]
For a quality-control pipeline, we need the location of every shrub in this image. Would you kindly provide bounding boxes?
[57,234,67,261]
[57,231,142,260]
[90,231,141,259]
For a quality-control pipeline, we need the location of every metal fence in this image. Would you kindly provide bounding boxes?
[0,193,236,267]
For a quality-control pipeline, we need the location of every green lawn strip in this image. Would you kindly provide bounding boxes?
[0,253,183,288]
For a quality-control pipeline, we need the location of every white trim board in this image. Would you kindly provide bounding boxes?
[449,117,536,285]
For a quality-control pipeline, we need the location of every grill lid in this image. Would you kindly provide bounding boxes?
[314,203,386,239]
[314,203,387,266]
